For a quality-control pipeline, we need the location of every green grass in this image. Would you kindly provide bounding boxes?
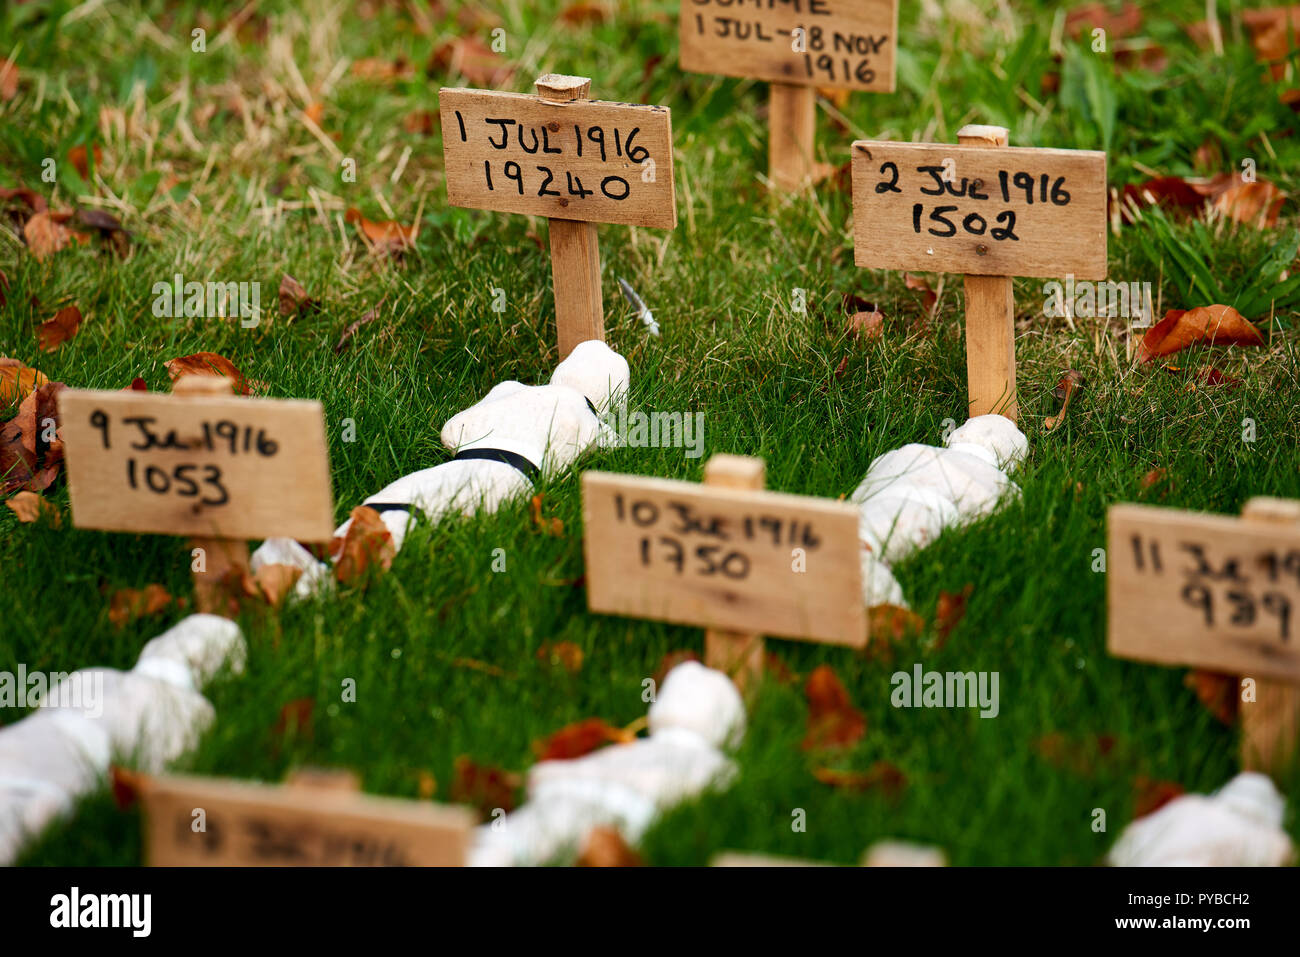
[3,0,1299,865]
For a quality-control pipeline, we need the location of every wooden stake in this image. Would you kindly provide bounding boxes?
[768,83,816,193]
[1240,497,1300,776]
[702,454,766,690]
[172,374,250,616]
[536,74,604,359]
[957,124,1017,422]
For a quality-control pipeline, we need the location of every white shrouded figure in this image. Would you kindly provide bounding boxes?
[855,414,1028,608]
[0,614,245,864]
[469,661,745,866]
[1107,772,1295,867]
[252,341,631,597]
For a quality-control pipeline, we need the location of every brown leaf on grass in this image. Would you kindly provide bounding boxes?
[303,101,325,125]
[0,357,48,406]
[109,765,143,810]
[530,494,564,536]
[1136,305,1264,363]
[803,665,866,751]
[0,269,7,308]
[344,208,417,255]
[1033,732,1119,776]
[904,272,937,312]
[1065,1,1143,39]
[1243,6,1300,77]
[5,490,61,527]
[253,563,304,608]
[0,380,65,493]
[0,185,46,215]
[451,755,521,816]
[274,698,315,745]
[536,641,584,674]
[278,274,318,317]
[1185,670,1238,725]
[334,298,384,353]
[0,58,17,102]
[124,376,147,392]
[561,1,609,25]
[812,761,907,798]
[764,652,799,686]
[417,771,437,800]
[848,310,884,342]
[403,110,437,135]
[68,145,103,179]
[832,355,851,380]
[577,826,642,866]
[350,57,415,82]
[1211,180,1285,229]
[108,583,175,628]
[652,650,700,687]
[1120,176,1209,222]
[865,604,924,662]
[1133,776,1185,819]
[38,305,84,352]
[534,717,634,761]
[935,584,974,647]
[1140,467,1169,491]
[164,351,252,394]
[23,211,78,260]
[1165,364,1243,391]
[331,505,396,585]
[1045,370,1085,431]
[428,37,513,87]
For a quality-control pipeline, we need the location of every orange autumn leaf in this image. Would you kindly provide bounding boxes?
[1211,180,1285,229]
[350,57,415,82]
[253,563,304,608]
[68,144,103,179]
[108,584,175,628]
[109,765,144,810]
[577,826,643,866]
[5,490,61,527]
[803,665,866,751]
[534,717,634,761]
[303,101,325,125]
[38,305,84,352]
[1133,776,1185,819]
[1136,305,1264,363]
[935,583,974,648]
[812,761,907,798]
[536,641,584,673]
[529,493,564,536]
[331,505,396,585]
[1044,370,1086,431]
[865,603,924,662]
[451,755,521,816]
[560,1,609,25]
[164,351,251,394]
[344,208,418,254]
[428,36,513,87]
[0,58,17,102]
[23,211,75,260]
[848,310,884,342]
[403,110,436,135]
[1065,1,1143,39]
[273,698,315,743]
[278,273,318,317]
[0,357,49,406]
[1185,669,1238,725]
[0,380,66,494]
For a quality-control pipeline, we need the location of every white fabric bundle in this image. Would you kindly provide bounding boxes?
[251,341,630,598]
[0,614,244,864]
[855,415,1028,607]
[1107,772,1295,867]
[469,661,744,866]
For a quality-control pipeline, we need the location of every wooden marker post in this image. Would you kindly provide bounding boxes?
[581,455,866,690]
[851,128,1108,422]
[1108,499,1300,778]
[679,0,898,192]
[439,75,677,358]
[139,772,476,866]
[58,379,334,616]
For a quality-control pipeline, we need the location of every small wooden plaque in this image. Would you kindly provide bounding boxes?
[439,88,676,229]
[680,0,898,92]
[851,140,1108,280]
[582,470,866,646]
[59,388,334,542]
[141,773,477,867]
[1108,503,1300,684]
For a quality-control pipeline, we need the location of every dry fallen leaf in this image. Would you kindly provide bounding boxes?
[1034,731,1119,777]
[1211,180,1285,229]
[560,1,609,25]
[1136,305,1264,363]
[577,826,643,866]
[1044,370,1086,431]
[23,211,75,260]
[0,58,17,102]
[1185,669,1238,725]
[68,145,103,179]
[108,583,175,628]
[5,490,61,526]
[1140,467,1169,491]
[253,563,304,608]
[344,208,417,255]
[803,665,866,751]
[534,717,634,761]
[812,761,906,798]
[331,505,396,585]
[1132,775,1185,819]
[0,380,65,493]
[334,298,384,354]
[1065,1,1143,39]
[0,357,49,407]
[110,765,144,810]
[864,604,924,662]
[164,351,252,394]
[536,641,584,674]
[530,494,564,536]
[38,305,84,352]
[428,36,513,87]
[935,584,974,648]
[278,274,318,317]
[403,110,437,135]
[848,310,884,342]
[350,57,415,82]
[303,101,325,125]
[451,755,521,816]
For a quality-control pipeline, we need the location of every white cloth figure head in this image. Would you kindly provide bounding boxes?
[135,614,246,689]
[647,660,745,750]
[549,340,630,413]
[945,414,1028,472]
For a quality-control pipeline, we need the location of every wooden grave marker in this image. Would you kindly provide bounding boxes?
[679,0,899,192]
[582,454,866,689]
[58,375,334,615]
[1108,498,1300,777]
[139,771,476,866]
[851,126,1108,421]
[439,74,677,358]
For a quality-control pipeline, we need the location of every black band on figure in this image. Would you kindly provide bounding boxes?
[451,447,541,482]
